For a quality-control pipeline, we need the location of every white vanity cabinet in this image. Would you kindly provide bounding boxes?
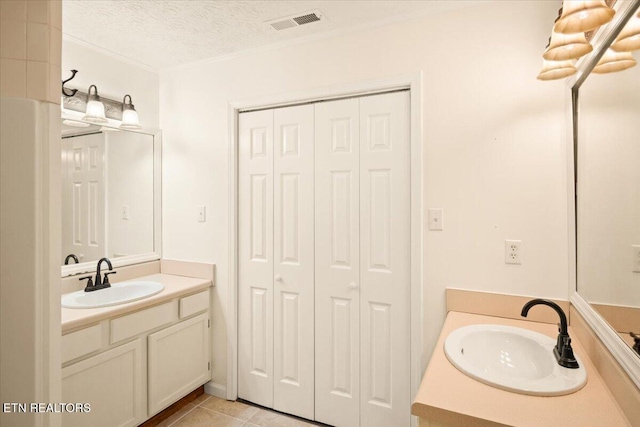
[61,288,211,426]
[148,312,210,415]
[61,339,143,427]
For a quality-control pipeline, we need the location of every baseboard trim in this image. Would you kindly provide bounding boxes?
[204,381,227,399]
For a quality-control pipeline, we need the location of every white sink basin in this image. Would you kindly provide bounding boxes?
[62,281,165,309]
[444,324,587,396]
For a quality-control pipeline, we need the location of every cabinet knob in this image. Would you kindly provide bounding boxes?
[349,282,358,290]
[275,275,283,282]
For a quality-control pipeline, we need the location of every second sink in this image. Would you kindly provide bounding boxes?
[444,324,587,396]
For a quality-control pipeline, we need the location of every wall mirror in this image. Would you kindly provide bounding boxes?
[572,0,640,387]
[60,116,161,276]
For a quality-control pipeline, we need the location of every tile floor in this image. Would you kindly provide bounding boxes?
[157,393,328,427]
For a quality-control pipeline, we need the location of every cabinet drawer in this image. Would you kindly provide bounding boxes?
[179,289,210,319]
[111,302,175,344]
[62,324,102,364]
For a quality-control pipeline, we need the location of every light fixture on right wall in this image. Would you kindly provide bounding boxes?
[537,59,578,80]
[611,15,640,51]
[592,48,637,73]
[554,0,616,34]
[544,31,594,60]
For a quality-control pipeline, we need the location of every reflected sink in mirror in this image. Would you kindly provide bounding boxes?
[61,281,164,309]
[444,324,587,396]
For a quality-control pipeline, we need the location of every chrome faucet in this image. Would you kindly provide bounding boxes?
[521,299,579,369]
[78,257,116,292]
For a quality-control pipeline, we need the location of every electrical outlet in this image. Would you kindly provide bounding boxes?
[505,240,522,265]
[632,245,640,273]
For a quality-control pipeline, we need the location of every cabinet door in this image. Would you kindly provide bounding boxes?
[148,312,211,416]
[62,339,143,427]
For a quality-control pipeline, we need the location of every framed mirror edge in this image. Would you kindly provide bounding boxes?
[567,0,640,390]
[60,116,162,277]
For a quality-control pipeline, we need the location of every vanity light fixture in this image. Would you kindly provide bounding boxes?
[554,1,615,34]
[537,59,578,80]
[61,70,143,128]
[611,16,640,52]
[544,31,594,60]
[82,85,108,124]
[592,48,637,73]
[119,94,140,130]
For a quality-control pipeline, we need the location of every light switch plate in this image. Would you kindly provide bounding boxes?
[121,205,129,220]
[428,208,444,231]
[198,206,206,222]
[632,245,640,273]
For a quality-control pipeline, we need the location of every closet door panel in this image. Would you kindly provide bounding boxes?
[359,91,411,427]
[238,110,274,408]
[273,104,315,420]
[315,98,360,427]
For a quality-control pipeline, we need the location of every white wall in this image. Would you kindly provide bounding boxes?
[577,50,640,307]
[62,39,159,129]
[160,1,570,387]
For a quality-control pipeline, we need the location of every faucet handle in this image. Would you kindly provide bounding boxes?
[103,271,117,285]
[79,275,94,292]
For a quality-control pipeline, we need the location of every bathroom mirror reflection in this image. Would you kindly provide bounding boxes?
[61,120,160,273]
[575,13,640,355]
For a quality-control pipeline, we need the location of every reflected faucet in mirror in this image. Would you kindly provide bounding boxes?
[64,254,79,265]
[521,299,579,369]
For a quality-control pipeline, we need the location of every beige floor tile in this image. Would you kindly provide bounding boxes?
[191,393,212,406]
[200,397,259,420]
[172,407,244,427]
[246,409,313,427]
[154,403,196,427]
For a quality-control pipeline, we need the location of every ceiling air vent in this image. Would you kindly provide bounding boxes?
[267,10,323,31]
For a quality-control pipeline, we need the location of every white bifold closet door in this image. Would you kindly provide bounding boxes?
[239,91,409,427]
[238,105,315,420]
[315,92,410,427]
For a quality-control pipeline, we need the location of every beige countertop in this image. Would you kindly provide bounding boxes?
[412,311,630,427]
[61,273,212,333]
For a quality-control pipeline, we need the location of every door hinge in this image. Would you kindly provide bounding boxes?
[208,362,211,371]
[208,319,210,328]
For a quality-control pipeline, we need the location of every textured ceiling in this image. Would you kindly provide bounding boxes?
[63,0,480,70]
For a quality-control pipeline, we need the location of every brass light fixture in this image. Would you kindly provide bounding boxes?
[554,0,616,34]
[611,16,640,51]
[592,48,637,73]
[537,59,578,80]
[544,31,594,60]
